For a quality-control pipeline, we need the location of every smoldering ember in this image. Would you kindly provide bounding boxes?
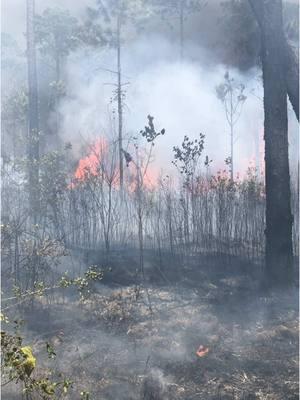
[1,0,299,399]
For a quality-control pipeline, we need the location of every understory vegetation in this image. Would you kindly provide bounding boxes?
[1,0,299,399]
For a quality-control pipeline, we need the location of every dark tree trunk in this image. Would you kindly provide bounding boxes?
[26,0,40,221]
[249,0,299,122]
[249,0,293,286]
[285,41,299,121]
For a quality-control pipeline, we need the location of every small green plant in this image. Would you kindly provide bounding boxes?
[80,391,90,400]
[172,133,205,181]
[1,321,72,399]
[59,266,104,300]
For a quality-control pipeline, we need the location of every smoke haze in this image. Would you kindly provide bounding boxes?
[2,0,298,178]
[59,35,264,177]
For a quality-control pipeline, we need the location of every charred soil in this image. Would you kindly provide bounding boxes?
[4,254,299,400]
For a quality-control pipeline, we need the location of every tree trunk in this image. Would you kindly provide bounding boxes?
[249,0,293,286]
[26,0,40,221]
[249,0,299,122]
[230,88,234,181]
[117,15,124,189]
[285,41,299,121]
[179,0,184,61]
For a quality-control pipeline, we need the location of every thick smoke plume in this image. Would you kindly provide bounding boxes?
[59,34,264,177]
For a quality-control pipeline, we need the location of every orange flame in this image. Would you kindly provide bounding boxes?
[70,138,159,191]
[196,345,210,358]
[126,163,160,192]
[74,138,107,181]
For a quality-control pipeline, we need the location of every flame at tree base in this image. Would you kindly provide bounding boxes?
[69,137,160,191]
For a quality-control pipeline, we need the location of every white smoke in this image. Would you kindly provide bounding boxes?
[59,34,264,176]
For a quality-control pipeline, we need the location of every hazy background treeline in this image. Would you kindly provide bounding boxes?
[1,0,299,293]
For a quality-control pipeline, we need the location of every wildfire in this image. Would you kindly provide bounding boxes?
[196,345,210,358]
[127,162,160,192]
[70,137,159,191]
[74,138,108,181]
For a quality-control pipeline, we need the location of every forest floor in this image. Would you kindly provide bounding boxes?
[4,252,299,400]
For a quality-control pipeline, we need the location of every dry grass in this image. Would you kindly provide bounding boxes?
[3,269,299,400]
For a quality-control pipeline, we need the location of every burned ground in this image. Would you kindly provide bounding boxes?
[3,251,298,400]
